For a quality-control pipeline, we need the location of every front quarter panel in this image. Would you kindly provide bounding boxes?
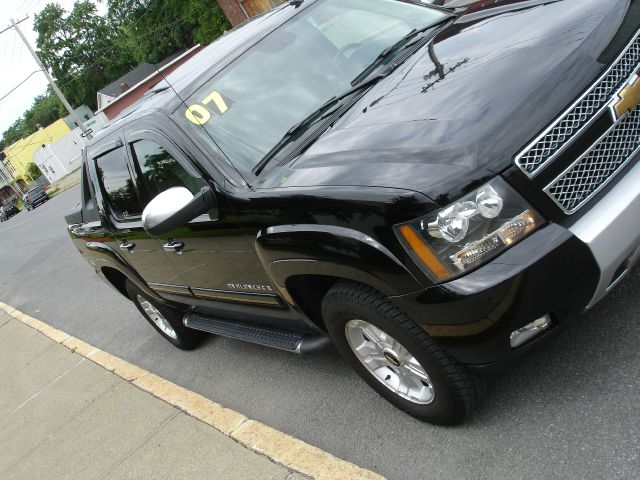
[256,224,424,297]
[229,184,438,294]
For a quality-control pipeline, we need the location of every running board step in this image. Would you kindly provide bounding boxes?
[183,313,330,354]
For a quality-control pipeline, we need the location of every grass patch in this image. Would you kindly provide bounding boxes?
[47,186,61,197]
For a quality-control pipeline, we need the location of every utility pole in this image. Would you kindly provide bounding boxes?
[6,17,90,137]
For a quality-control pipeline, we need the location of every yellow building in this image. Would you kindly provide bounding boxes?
[2,119,71,182]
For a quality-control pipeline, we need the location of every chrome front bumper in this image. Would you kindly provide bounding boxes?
[570,158,640,308]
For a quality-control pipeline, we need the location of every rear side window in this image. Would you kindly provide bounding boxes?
[95,148,141,219]
[130,140,199,206]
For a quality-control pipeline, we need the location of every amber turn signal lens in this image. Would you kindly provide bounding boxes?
[398,225,450,281]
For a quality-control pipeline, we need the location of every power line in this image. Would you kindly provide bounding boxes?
[0,15,28,34]
[0,9,191,141]
[0,69,42,103]
[34,16,187,102]
[2,123,65,158]
[5,136,51,156]
[11,0,45,18]
[4,8,189,94]
[28,0,51,12]
[125,0,159,31]
[9,0,31,18]
[6,16,88,135]
[59,17,188,64]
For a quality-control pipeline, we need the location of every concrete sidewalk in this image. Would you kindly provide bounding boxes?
[0,311,304,480]
[46,167,81,197]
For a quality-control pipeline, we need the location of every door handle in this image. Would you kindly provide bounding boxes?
[119,240,135,253]
[163,239,185,254]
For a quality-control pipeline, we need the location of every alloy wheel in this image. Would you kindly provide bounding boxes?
[136,295,178,340]
[345,319,435,404]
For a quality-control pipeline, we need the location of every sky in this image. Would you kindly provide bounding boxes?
[0,0,107,134]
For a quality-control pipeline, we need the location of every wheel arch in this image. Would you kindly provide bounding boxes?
[101,266,129,298]
[284,274,341,330]
[84,241,170,306]
[256,224,425,330]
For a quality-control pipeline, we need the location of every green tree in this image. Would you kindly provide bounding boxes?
[107,0,230,64]
[23,91,67,133]
[0,90,66,150]
[4,0,231,150]
[34,1,137,110]
[26,162,44,181]
[1,118,26,150]
[184,0,231,45]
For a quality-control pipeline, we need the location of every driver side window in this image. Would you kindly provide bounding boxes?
[95,147,142,219]
[130,140,199,208]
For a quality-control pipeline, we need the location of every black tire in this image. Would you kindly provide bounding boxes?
[125,280,205,350]
[322,281,484,425]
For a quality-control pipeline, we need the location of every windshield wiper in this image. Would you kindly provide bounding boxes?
[351,19,451,86]
[253,75,384,175]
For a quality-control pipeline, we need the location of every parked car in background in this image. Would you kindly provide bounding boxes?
[0,203,20,222]
[66,0,640,425]
[23,186,49,211]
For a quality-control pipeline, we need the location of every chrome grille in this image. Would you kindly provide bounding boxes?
[515,31,640,177]
[545,108,640,214]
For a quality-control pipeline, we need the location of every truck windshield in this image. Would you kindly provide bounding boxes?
[173,0,446,176]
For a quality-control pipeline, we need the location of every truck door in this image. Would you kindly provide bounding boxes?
[89,142,187,296]
[123,129,277,307]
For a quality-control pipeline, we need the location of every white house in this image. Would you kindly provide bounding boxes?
[33,112,109,183]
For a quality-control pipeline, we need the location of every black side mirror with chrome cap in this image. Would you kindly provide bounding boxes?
[142,185,217,236]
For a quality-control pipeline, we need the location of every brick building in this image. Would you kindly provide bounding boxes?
[218,0,287,27]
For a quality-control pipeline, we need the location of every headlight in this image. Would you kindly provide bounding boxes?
[396,177,544,282]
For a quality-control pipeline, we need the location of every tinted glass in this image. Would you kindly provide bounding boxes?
[95,148,141,218]
[131,140,199,206]
[174,0,445,174]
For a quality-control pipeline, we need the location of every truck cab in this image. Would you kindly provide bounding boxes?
[67,0,640,425]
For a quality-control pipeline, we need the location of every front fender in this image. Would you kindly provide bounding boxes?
[255,224,424,296]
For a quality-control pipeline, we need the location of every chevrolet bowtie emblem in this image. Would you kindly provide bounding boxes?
[610,73,640,121]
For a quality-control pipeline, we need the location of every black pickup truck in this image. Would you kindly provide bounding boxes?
[0,202,20,222]
[66,0,640,425]
[23,185,49,210]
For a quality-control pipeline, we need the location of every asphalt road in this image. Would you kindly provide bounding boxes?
[1,185,638,480]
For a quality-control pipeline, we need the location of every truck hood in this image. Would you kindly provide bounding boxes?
[260,0,635,204]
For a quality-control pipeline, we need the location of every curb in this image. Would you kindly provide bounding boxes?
[0,301,384,480]
[47,180,79,198]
